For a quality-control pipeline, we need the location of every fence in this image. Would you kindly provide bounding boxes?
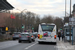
[0,32,12,41]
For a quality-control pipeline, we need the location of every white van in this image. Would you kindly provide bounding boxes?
[38,23,57,44]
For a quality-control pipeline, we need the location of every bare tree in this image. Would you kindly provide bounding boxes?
[41,15,53,23]
[54,17,63,29]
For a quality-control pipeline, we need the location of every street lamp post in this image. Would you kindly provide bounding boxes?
[65,0,72,43]
[70,0,71,17]
[69,0,73,45]
[16,9,27,32]
[65,0,67,17]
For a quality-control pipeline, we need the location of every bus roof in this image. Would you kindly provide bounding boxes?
[41,23,55,25]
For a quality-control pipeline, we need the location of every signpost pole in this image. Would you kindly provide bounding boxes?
[69,17,74,45]
[72,26,73,45]
[72,22,73,45]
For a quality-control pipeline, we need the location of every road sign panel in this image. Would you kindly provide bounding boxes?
[22,25,24,28]
[32,28,34,29]
[69,22,75,25]
[69,17,75,22]
[6,27,8,31]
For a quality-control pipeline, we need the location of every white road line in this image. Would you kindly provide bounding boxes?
[25,42,38,49]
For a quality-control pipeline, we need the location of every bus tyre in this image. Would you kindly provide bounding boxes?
[38,42,41,44]
[54,42,57,45]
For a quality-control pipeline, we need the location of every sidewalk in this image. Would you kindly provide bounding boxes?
[57,37,75,50]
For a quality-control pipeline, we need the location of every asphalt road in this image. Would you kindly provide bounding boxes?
[0,39,58,50]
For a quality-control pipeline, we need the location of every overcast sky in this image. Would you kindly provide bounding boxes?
[7,0,75,18]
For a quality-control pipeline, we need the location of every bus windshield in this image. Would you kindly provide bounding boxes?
[41,25,55,32]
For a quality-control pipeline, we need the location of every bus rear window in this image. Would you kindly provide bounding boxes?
[41,25,55,32]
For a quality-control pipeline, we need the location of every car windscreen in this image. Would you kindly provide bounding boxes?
[41,25,55,32]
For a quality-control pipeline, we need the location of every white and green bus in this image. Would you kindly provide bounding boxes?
[38,23,57,44]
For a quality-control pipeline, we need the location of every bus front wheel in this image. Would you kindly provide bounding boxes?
[38,42,41,44]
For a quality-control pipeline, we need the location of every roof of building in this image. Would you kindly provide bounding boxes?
[0,0,14,10]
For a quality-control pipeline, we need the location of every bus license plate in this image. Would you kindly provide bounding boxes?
[40,38,46,40]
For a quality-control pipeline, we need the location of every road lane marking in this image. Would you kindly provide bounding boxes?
[25,42,38,49]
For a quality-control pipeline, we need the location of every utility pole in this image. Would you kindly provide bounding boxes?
[65,0,67,17]
[21,12,22,32]
[69,0,72,42]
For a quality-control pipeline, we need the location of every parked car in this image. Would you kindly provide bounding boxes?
[12,32,21,40]
[18,32,35,43]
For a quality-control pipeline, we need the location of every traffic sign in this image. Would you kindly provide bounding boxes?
[69,22,75,25]
[60,29,62,30]
[22,25,24,28]
[32,28,34,29]
[6,27,8,31]
[69,17,75,22]
[69,17,75,26]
